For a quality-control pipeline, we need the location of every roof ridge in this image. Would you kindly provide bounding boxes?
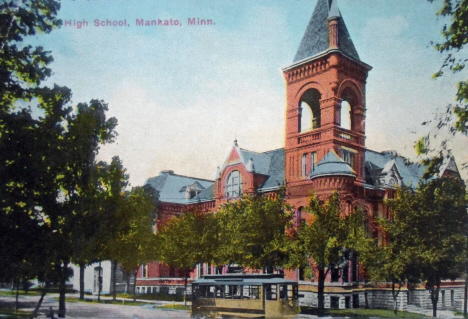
[165,173,214,183]
[262,147,285,154]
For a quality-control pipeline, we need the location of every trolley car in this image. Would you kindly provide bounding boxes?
[191,274,299,318]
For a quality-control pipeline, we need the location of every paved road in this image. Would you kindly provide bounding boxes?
[4,292,463,318]
[0,293,191,318]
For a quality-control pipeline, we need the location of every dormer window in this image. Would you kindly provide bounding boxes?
[341,147,355,168]
[180,181,206,200]
[226,170,242,198]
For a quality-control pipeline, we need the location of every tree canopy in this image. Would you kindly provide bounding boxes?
[418,0,468,171]
[0,1,139,317]
[216,191,294,271]
[0,0,61,112]
[379,177,467,318]
[291,193,370,315]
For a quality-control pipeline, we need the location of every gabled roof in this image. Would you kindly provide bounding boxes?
[364,150,427,188]
[221,141,277,177]
[188,184,215,203]
[381,159,398,176]
[309,149,356,179]
[293,0,360,63]
[145,171,214,204]
[439,156,460,177]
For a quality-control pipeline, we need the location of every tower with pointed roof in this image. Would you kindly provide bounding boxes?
[283,0,372,207]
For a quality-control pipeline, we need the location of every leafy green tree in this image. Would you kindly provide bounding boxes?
[156,208,219,303]
[429,0,468,134]
[216,190,293,272]
[96,157,130,301]
[292,192,369,316]
[0,1,131,317]
[361,187,420,315]
[108,185,158,301]
[417,0,468,172]
[0,0,61,112]
[71,157,128,301]
[0,0,62,285]
[384,178,467,318]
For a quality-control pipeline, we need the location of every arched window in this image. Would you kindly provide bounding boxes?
[299,89,321,132]
[340,86,360,131]
[340,100,351,130]
[226,170,242,198]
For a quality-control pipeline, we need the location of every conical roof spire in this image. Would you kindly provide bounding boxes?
[328,0,341,19]
[293,0,359,63]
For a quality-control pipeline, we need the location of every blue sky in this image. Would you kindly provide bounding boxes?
[29,0,467,185]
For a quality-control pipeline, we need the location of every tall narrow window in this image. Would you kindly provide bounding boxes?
[300,104,313,132]
[141,263,147,278]
[310,152,317,172]
[301,154,307,177]
[340,100,352,130]
[226,170,241,198]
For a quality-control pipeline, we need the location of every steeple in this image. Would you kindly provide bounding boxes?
[283,0,371,192]
[293,0,359,63]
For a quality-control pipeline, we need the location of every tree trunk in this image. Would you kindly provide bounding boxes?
[15,278,19,313]
[112,260,117,301]
[317,267,325,316]
[58,272,67,318]
[184,274,188,306]
[133,268,138,302]
[464,259,468,318]
[97,261,102,303]
[391,280,401,315]
[30,286,47,319]
[125,270,130,294]
[429,279,440,318]
[79,264,85,300]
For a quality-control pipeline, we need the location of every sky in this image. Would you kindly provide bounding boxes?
[28,0,468,186]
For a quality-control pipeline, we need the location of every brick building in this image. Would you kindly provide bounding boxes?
[136,0,462,310]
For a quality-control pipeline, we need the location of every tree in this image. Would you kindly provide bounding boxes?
[361,187,420,315]
[417,0,468,172]
[292,192,369,316]
[429,0,468,134]
[108,185,158,301]
[0,1,126,317]
[71,156,129,301]
[157,209,219,303]
[0,0,61,112]
[216,190,294,272]
[0,0,62,285]
[384,177,467,318]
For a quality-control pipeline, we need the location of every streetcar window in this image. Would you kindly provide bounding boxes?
[242,285,260,299]
[265,284,277,300]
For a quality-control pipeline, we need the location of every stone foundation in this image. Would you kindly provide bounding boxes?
[298,283,465,312]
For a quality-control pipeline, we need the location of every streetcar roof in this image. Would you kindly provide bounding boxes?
[192,274,297,286]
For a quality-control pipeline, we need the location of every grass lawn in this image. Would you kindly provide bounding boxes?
[64,297,146,306]
[0,309,31,318]
[301,307,429,318]
[156,304,190,311]
[112,293,186,302]
[0,290,42,297]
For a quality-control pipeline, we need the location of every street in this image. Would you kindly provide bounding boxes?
[0,293,191,319]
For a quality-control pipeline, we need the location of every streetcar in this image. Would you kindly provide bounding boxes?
[191,274,299,318]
